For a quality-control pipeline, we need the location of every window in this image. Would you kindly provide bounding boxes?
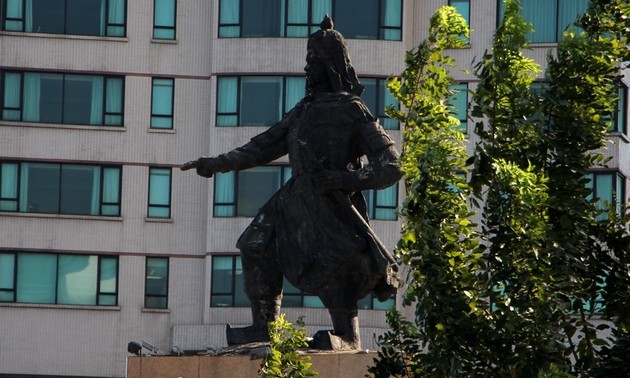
[218,0,402,41]
[449,0,469,42]
[150,78,174,129]
[611,83,628,134]
[211,255,394,310]
[0,161,121,216]
[216,75,401,128]
[216,76,305,127]
[498,0,589,43]
[362,78,399,130]
[0,252,118,305]
[363,183,398,221]
[214,166,292,217]
[2,0,126,37]
[153,0,176,39]
[1,71,124,126]
[586,171,625,219]
[148,167,171,218]
[449,0,469,26]
[450,83,468,133]
[211,255,249,307]
[145,257,168,309]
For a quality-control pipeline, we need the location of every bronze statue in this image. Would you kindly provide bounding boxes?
[182,16,401,350]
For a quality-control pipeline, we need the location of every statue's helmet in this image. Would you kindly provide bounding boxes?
[306,15,364,96]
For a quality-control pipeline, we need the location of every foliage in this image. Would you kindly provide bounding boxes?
[370,0,630,377]
[259,314,318,378]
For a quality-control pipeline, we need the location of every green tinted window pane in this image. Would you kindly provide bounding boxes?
[106,26,125,36]
[3,72,22,109]
[373,297,395,310]
[146,257,168,296]
[17,254,57,304]
[0,200,17,211]
[152,79,174,116]
[104,114,123,125]
[212,257,233,293]
[148,206,170,218]
[101,204,120,216]
[214,204,235,217]
[286,26,308,37]
[1,163,19,199]
[282,278,300,294]
[151,116,172,129]
[105,78,123,114]
[6,0,23,19]
[375,208,397,220]
[3,110,20,120]
[211,295,233,307]
[219,0,239,24]
[149,168,171,206]
[303,296,324,308]
[217,77,238,114]
[145,296,167,309]
[98,294,117,305]
[596,174,614,206]
[153,28,175,39]
[57,255,98,305]
[219,26,240,37]
[0,291,14,301]
[102,167,121,204]
[216,115,238,127]
[0,254,15,289]
[154,0,175,27]
[381,117,398,130]
[100,257,118,293]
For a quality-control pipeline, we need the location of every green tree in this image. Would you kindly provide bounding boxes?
[370,0,630,376]
[259,314,318,378]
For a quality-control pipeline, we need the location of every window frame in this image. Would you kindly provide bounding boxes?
[150,77,175,129]
[147,167,172,218]
[213,165,292,217]
[611,83,628,134]
[153,0,177,40]
[450,82,469,134]
[361,77,400,130]
[1,0,128,37]
[0,252,119,306]
[496,0,589,44]
[0,160,122,217]
[1,70,125,127]
[210,255,395,310]
[218,0,403,41]
[363,183,399,221]
[144,256,169,309]
[587,170,626,218]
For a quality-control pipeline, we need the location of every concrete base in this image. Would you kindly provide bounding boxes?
[127,351,377,378]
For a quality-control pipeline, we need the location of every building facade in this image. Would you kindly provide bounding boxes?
[0,0,627,377]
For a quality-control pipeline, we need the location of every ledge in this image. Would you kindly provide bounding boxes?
[0,212,123,222]
[142,308,171,314]
[0,121,126,132]
[0,302,121,311]
[0,31,128,42]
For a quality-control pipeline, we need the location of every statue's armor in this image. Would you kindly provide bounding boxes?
[215,92,400,300]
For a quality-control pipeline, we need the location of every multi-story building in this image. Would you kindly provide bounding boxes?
[0,0,627,377]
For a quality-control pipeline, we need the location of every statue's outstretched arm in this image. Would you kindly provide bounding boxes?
[181,117,290,178]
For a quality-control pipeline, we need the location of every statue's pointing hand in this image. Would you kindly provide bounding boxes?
[180,157,221,178]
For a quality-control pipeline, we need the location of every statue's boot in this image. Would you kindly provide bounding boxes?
[310,308,361,350]
[226,298,280,345]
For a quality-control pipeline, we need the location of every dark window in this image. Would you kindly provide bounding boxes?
[586,171,626,220]
[145,257,169,309]
[214,166,291,217]
[148,167,172,218]
[362,78,400,130]
[0,161,121,216]
[150,78,174,129]
[363,183,398,221]
[611,83,628,134]
[210,256,394,310]
[0,252,118,305]
[1,71,124,126]
[153,0,176,39]
[2,0,127,37]
[218,0,402,41]
[497,0,589,43]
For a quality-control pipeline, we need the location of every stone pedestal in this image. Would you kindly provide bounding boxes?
[127,351,377,378]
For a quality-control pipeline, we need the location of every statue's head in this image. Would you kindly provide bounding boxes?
[305,15,364,96]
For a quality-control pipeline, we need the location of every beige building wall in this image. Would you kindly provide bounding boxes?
[0,1,628,377]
